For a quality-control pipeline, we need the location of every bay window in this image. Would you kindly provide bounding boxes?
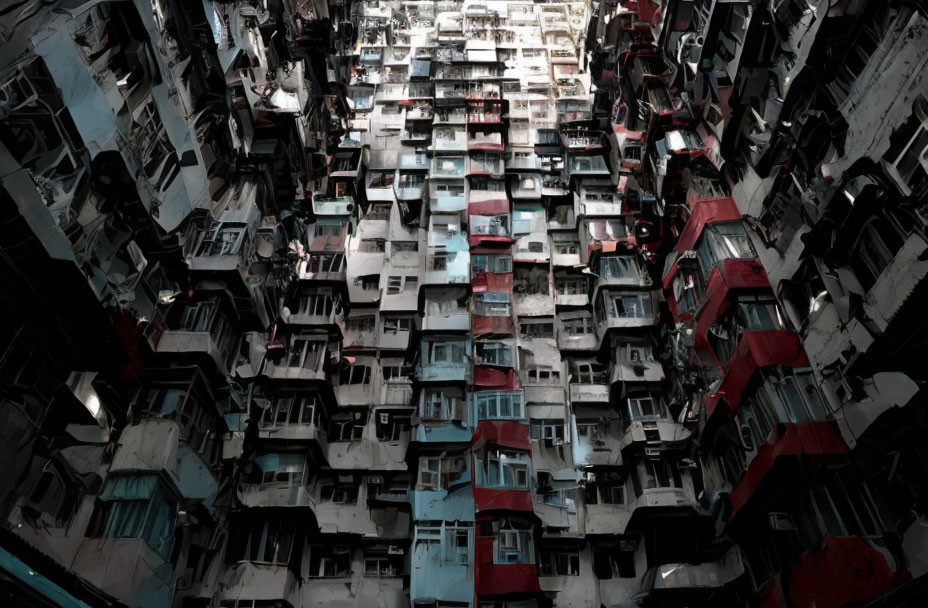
[695,221,755,282]
[474,292,511,316]
[421,388,467,421]
[417,454,469,490]
[486,449,531,489]
[476,342,512,366]
[475,391,525,420]
[88,475,177,560]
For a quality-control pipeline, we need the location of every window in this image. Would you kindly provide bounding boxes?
[88,475,178,560]
[443,525,471,564]
[314,223,344,237]
[387,276,402,294]
[369,172,395,188]
[346,315,376,334]
[746,368,829,443]
[306,252,345,274]
[476,342,512,366]
[285,336,324,370]
[600,256,640,281]
[227,519,295,566]
[538,548,580,576]
[175,299,233,360]
[309,546,352,577]
[472,254,512,274]
[607,293,653,319]
[375,410,410,441]
[555,277,587,295]
[137,383,216,454]
[194,223,246,256]
[297,293,337,317]
[524,367,560,384]
[320,482,359,504]
[885,95,928,195]
[695,221,755,282]
[486,449,531,489]
[530,419,565,444]
[329,411,367,441]
[520,321,554,338]
[247,453,305,485]
[418,455,470,490]
[474,292,511,316]
[569,362,608,385]
[339,364,372,385]
[428,340,466,363]
[493,521,534,564]
[627,394,663,420]
[639,459,679,490]
[364,551,402,577]
[561,316,593,336]
[421,388,467,421]
[553,241,579,255]
[794,470,883,552]
[383,317,412,333]
[359,239,385,253]
[261,393,320,427]
[475,391,525,420]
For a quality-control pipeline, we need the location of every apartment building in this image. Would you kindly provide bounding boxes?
[0,0,926,607]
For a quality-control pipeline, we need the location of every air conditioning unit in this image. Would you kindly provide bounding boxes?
[388,545,404,555]
[768,512,797,532]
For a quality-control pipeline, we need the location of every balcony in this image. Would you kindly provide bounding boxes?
[468,132,504,151]
[153,296,235,374]
[313,196,354,218]
[394,173,425,201]
[263,334,331,382]
[418,338,471,383]
[430,156,467,178]
[568,363,610,404]
[398,153,430,170]
[557,312,598,351]
[568,155,610,177]
[507,153,544,171]
[423,287,471,331]
[573,413,623,467]
[433,127,468,152]
[297,252,347,282]
[595,290,660,335]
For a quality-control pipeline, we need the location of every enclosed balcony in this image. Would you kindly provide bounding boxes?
[433,126,468,152]
[283,288,344,327]
[394,172,425,201]
[185,220,254,273]
[430,155,467,178]
[556,311,597,351]
[418,336,471,383]
[264,332,332,382]
[568,154,610,178]
[423,286,470,332]
[568,361,610,404]
[412,451,474,520]
[474,517,540,595]
[257,389,330,445]
[594,289,659,334]
[154,294,236,375]
[296,251,347,282]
